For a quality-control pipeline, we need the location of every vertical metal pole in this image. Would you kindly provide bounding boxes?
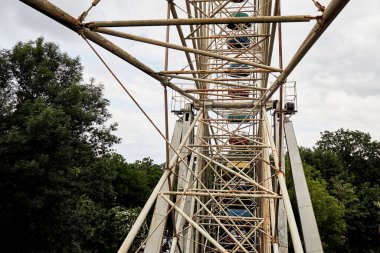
[164,0,171,171]
[276,1,289,252]
[262,109,304,253]
[261,116,272,253]
[277,172,304,253]
[164,86,170,170]
[278,0,284,170]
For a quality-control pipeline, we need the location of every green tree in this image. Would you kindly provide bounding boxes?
[0,38,165,252]
[0,38,119,252]
[316,129,380,185]
[287,160,346,251]
[298,129,380,252]
[110,155,163,208]
[316,129,380,252]
[87,154,162,252]
[101,207,149,252]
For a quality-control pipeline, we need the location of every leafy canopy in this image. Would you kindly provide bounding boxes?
[0,38,162,252]
[294,129,380,252]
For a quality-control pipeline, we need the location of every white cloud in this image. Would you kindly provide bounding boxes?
[4,0,380,162]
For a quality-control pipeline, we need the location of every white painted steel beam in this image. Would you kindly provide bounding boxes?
[144,120,184,253]
[284,119,323,253]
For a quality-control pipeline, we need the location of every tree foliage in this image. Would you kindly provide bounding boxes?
[287,161,346,251]
[316,129,380,185]
[0,38,162,252]
[292,129,380,252]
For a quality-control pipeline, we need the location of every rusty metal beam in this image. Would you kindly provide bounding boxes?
[94,27,282,72]
[168,0,200,88]
[159,69,273,75]
[86,15,317,28]
[19,0,199,103]
[199,100,274,110]
[209,0,350,110]
[263,0,350,103]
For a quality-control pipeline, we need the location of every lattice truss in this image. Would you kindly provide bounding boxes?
[20,0,350,252]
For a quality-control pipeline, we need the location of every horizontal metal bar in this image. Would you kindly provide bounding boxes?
[184,88,264,92]
[198,100,273,109]
[197,215,263,221]
[86,15,317,28]
[188,34,270,39]
[165,74,266,90]
[188,144,266,148]
[197,223,261,228]
[201,118,261,121]
[209,78,264,82]
[162,191,281,198]
[94,27,282,72]
[159,69,274,75]
[184,189,267,193]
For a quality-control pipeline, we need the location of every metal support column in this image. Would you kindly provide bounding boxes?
[275,105,288,253]
[144,120,184,253]
[284,119,323,253]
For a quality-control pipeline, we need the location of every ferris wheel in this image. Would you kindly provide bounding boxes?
[20,0,350,252]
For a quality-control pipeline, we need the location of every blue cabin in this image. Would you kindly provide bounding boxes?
[227,36,251,49]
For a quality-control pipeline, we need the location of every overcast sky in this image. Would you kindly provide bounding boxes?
[2,0,379,163]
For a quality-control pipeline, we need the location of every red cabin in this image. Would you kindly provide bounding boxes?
[228,88,250,97]
[228,136,250,145]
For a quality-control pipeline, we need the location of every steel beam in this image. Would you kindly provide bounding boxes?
[262,109,304,253]
[19,0,199,104]
[165,74,266,89]
[284,119,323,253]
[198,100,273,109]
[81,30,198,102]
[219,0,351,118]
[159,69,275,74]
[193,0,351,131]
[144,120,184,253]
[118,110,202,253]
[263,0,350,103]
[161,195,229,253]
[168,0,200,89]
[86,15,317,28]
[94,27,282,72]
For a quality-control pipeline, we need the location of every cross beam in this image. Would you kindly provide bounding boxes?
[86,15,318,28]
